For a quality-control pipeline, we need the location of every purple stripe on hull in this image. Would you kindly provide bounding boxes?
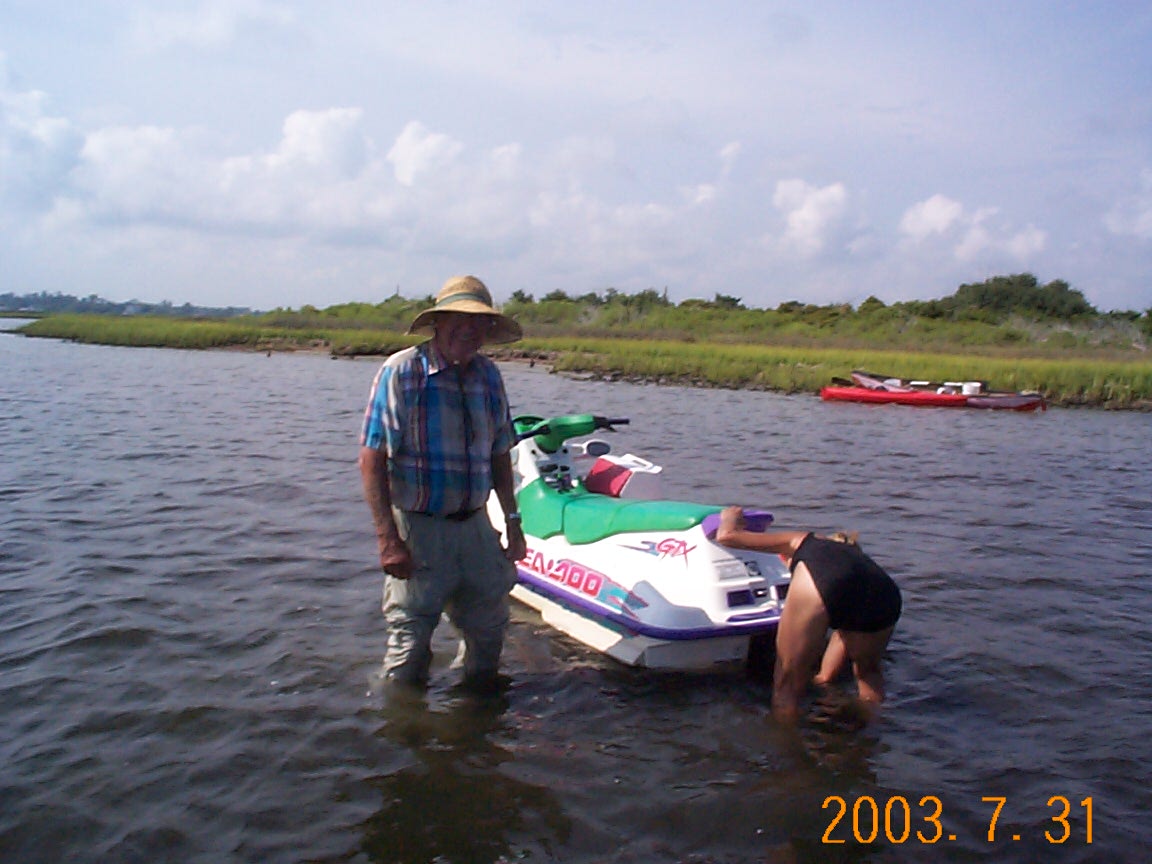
[516,568,781,641]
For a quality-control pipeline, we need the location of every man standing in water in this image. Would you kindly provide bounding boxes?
[359,275,527,691]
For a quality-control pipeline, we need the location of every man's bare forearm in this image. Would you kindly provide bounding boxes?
[359,447,398,539]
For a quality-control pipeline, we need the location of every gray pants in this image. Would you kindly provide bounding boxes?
[382,509,517,685]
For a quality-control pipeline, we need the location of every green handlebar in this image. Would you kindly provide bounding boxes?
[513,413,628,453]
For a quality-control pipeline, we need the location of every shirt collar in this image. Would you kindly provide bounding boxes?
[421,339,476,376]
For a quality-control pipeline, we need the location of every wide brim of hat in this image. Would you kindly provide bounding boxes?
[408,305,523,344]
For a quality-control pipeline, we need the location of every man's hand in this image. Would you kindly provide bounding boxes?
[378,533,413,580]
[503,523,527,563]
[360,446,412,578]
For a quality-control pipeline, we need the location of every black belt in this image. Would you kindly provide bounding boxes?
[413,507,483,522]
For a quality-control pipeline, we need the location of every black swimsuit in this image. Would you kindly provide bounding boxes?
[790,533,902,632]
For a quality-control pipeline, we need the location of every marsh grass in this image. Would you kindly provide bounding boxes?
[17,315,419,355]
[534,337,1152,408]
[15,315,1152,408]
[18,315,294,349]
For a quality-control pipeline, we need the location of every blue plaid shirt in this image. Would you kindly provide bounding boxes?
[360,342,514,515]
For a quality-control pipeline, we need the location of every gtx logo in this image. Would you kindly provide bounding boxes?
[622,537,696,561]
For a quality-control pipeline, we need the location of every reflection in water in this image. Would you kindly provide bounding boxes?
[1,340,1148,862]
[360,689,570,864]
[800,689,883,780]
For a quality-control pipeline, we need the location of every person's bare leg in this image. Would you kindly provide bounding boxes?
[840,627,895,705]
[772,565,829,721]
[814,630,848,685]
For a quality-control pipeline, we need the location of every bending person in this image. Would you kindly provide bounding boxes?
[715,507,901,721]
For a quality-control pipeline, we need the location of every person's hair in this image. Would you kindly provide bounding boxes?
[827,531,860,546]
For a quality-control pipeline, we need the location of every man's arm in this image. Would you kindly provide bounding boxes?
[490,450,527,561]
[359,446,413,579]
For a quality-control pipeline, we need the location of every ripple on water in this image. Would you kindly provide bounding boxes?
[0,348,1149,861]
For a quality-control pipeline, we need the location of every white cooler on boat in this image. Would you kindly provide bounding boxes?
[583,454,664,499]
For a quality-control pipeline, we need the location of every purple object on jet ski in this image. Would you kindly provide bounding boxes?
[702,508,773,539]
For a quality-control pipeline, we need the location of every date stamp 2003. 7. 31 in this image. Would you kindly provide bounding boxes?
[821,795,1094,846]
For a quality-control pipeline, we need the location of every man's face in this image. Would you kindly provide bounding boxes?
[433,312,491,365]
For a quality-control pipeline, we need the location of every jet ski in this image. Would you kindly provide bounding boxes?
[487,413,791,670]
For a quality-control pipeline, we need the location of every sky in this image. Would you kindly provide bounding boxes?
[2,1,1150,313]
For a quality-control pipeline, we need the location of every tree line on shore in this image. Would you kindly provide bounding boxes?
[254,273,1150,355]
[11,273,1151,408]
[6,273,1149,356]
[0,291,252,319]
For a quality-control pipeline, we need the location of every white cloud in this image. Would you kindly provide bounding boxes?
[45,111,385,239]
[899,194,963,241]
[208,109,393,235]
[1104,168,1152,240]
[682,183,716,205]
[0,68,82,212]
[1005,224,1047,259]
[75,125,193,219]
[901,196,1047,264]
[718,141,741,177]
[25,110,525,263]
[386,121,465,187]
[772,179,848,257]
[1,4,1150,309]
[268,108,369,177]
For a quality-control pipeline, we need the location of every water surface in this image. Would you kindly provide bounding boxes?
[1,328,1149,862]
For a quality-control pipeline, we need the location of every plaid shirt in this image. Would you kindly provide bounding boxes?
[360,341,514,515]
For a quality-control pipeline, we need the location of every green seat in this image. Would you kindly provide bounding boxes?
[519,479,718,545]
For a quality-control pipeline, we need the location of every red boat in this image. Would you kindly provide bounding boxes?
[820,371,1046,412]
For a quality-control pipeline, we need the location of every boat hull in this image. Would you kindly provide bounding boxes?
[964,393,1046,411]
[821,385,969,407]
[511,583,757,668]
[500,506,789,669]
[821,380,1046,411]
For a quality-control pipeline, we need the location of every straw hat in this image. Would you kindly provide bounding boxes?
[407,275,523,344]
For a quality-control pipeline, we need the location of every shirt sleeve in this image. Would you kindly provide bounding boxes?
[360,363,395,451]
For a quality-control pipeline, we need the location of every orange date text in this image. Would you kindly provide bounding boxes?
[821,795,1094,845]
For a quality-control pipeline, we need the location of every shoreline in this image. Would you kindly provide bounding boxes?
[288,342,1152,411]
[9,326,1151,411]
